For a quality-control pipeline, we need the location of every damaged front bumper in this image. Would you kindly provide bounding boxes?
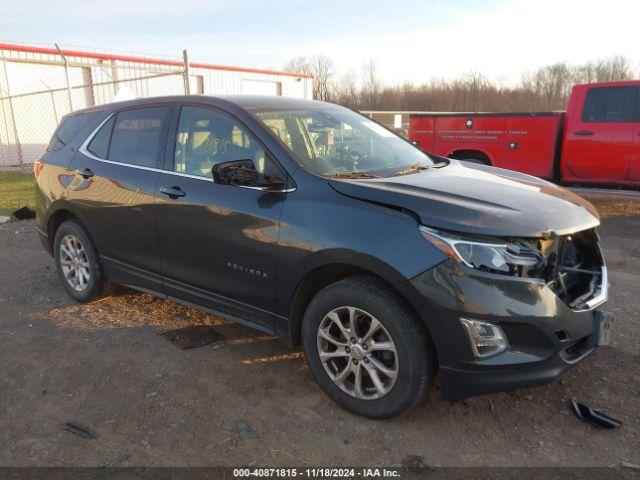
[399,255,610,402]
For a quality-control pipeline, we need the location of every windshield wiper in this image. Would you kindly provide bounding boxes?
[329,171,379,179]
[392,163,433,176]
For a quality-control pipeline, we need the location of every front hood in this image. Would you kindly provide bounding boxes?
[329,161,600,238]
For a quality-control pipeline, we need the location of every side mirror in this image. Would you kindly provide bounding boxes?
[211,159,285,191]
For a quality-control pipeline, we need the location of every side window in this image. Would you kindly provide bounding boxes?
[261,118,293,148]
[87,117,114,159]
[259,114,314,162]
[108,107,169,167]
[582,87,635,123]
[48,111,100,152]
[174,106,279,179]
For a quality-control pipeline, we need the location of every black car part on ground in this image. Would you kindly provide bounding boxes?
[571,399,622,429]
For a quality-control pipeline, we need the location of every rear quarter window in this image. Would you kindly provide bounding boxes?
[87,117,115,159]
[47,111,101,151]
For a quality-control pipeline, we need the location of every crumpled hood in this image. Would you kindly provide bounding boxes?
[329,161,600,238]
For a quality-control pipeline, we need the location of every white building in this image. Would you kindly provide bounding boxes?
[0,42,313,166]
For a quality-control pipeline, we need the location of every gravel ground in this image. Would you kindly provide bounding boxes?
[0,196,639,468]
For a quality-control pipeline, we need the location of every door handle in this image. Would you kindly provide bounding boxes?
[159,186,186,198]
[574,130,594,136]
[75,168,94,179]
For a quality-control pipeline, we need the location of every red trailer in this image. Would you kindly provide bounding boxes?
[408,81,640,188]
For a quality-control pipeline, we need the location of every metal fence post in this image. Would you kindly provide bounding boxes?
[183,49,191,95]
[55,44,74,112]
[1,52,22,166]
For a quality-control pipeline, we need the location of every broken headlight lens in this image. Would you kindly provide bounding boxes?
[419,226,543,275]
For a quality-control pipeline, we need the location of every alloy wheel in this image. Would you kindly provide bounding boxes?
[316,306,399,400]
[59,234,91,292]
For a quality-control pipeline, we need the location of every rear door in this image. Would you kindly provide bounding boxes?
[563,86,636,181]
[155,104,288,331]
[71,105,172,291]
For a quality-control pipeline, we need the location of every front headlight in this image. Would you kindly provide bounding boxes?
[419,226,543,275]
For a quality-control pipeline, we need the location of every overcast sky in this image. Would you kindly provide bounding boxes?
[1,0,638,85]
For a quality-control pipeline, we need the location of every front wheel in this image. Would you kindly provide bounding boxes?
[302,276,436,419]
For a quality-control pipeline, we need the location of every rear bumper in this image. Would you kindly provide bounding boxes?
[399,260,607,402]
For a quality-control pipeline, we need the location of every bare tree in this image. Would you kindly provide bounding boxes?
[284,56,311,75]
[284,54,334,101]
[284,55,637,113]
[332,70,360,107]
[361,59,381,109]
[309,55,334,101]
[593,56,633,82]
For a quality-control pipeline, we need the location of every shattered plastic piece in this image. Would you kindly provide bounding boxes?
[11,206,36,220]
[570,399,622,429]
[160,325,223,349]
[622,461,640,471]
[63,421,97,439]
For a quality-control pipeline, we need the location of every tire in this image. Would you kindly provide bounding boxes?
[449,155,490,165]
[458,158,488,165]
[449,152,490,165]
[302,276,436,419]
[53,221,106,302]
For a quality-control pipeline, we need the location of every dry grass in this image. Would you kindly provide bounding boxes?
[0,171,35,216]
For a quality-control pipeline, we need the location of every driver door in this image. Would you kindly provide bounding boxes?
[156,104,288,330]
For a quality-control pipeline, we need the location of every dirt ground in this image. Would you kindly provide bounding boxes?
[0,194,639,469]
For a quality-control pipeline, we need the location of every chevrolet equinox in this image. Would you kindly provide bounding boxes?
[35,96,611,418]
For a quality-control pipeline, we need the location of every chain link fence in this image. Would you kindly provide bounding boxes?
[0,45,188,167]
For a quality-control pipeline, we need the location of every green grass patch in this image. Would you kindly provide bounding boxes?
[0,171,36,217]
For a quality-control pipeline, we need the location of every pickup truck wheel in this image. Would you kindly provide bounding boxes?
[449,151,490,165]
[302,276,436,419]
[53,221,105,303]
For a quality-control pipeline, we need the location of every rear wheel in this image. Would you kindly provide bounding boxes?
[53,221,105,302]
[302,276,436,419]
[449,150,490,165]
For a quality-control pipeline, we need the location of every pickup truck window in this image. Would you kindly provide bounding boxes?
[581,87,636,123]
[251,106,433,178]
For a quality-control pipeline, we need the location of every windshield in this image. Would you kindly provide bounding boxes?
[250,106,434,178]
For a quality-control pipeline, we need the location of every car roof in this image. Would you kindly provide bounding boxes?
[69,94,336,116]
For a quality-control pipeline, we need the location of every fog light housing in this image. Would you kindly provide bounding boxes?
[460,318,508,359]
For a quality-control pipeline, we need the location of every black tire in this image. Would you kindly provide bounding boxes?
[458,158,488,165]
[302,276,436,419]
[449,152,490,165]
[53,221,106,302]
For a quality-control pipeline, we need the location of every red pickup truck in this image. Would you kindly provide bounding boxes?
[408,81,640,187]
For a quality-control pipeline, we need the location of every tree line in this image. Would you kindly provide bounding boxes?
[284,55,637,112]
